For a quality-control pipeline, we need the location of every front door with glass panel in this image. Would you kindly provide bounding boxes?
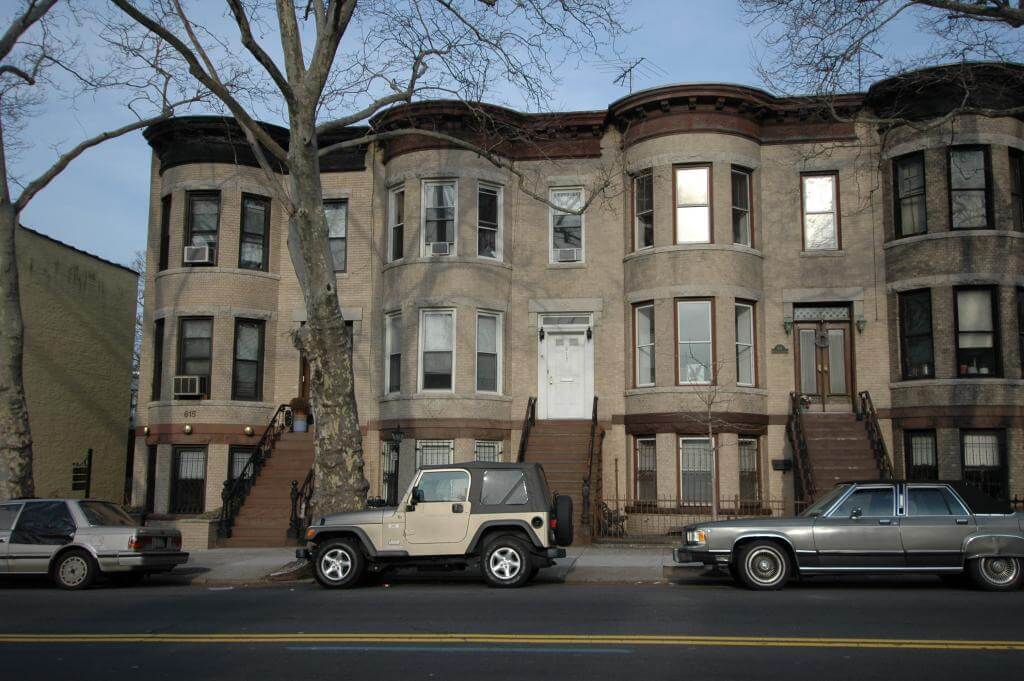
[794,310,853,411]
[538,315,593,419]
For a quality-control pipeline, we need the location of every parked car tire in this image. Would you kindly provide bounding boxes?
[735,541,791,591]
[481,535,533,588]
[314,539,366,589]
[53,549,97,590]
[967,557,1022,591]
[553,494,574,547]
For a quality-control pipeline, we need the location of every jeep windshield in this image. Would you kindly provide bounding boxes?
[800,484,852,517]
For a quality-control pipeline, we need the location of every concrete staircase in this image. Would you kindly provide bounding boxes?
[520,419,600,540]
[219,431,314,548]
[800,413,881,492]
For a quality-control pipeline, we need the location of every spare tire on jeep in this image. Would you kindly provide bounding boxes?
[553,494,574,546]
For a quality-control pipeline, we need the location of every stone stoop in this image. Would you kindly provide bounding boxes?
[800,413,881,492]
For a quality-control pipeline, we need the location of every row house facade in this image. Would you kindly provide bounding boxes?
[131,63,1024,545]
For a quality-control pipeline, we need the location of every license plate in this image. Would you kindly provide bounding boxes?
[151,537,166,549]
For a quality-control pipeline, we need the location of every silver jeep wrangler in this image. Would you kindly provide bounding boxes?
[299,462,573,588]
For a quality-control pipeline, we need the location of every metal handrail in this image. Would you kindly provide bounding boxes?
[288,467,315,540]
[857,391,895,480]
[582,396,600,527]
[516,396,537,463]
[787,392,816,503]
[217,404,291,538]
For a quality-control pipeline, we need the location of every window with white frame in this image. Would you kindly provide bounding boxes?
[476,312,501,393]
[423,181,456,256]
[801,173,839,250]
[680,437,713,506]
[474,440,502,462]
[675,165,711,243]
[731,167,752,246]
[634,171,653,250]
[416,439,454,469]
[477,184,501,259]
[550,188,584,263]
[420,309,454,391]
[385,312,401,394]
[634,302,655,387]
[677,300,713,384]
[388,188,404,262]
[735,302,755,386]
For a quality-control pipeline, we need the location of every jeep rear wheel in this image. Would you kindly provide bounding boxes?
[482,536,532,588]
[314,539,365,589]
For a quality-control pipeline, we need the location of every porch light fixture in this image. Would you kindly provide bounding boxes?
[183,424,193,435]
[391,426,405,447]
[856,316,867,334]
[244,425,255,436]
[143,426,150,436]
[782,318,793,335]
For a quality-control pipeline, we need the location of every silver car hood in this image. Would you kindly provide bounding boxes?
[689,516,813,531]
[320,507,395,526]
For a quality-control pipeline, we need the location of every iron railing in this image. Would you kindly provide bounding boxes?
[1011,496,1024,512]
[288,468,315,540]
[582,396,603,527]
[593,496,790,544]
[857,391,895,480]
[217,404,291,538]
[516,396,537,463]
[787,392,816,504]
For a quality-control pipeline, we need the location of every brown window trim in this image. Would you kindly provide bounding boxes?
[947,145,994,231]
[731,165,754,248]
[735,299,757,388]
[674,297,716,386]
[800,171,842,251]
[953,285,1002,378]
[898,288,935,381]
[633,435,657,502]
[158,194,171,271]
[231,318,265,401]
[239,193,271,272]
[1011,148,1023,232]
[151,318,165,402]
[632,170,654,252]
[672,163,714,245]
[892,151,928,238]
[176,316,214,399]
[183,190,221,267]
[632,301,655,388]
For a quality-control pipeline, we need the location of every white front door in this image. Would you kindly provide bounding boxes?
[540,329,590,419]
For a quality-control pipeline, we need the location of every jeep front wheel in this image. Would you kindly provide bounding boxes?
[481,536,532,588]
[314,539,365,589]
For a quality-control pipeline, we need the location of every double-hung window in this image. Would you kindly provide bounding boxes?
[151,318,165,401]
[229,446,255,481]
[899,289,935,379]
[477,184,501,259]
[385,312,401,394]
[677,300,713,384]
[158,195,171,271]
[232,319,264,401]
[738,437,760,506]
[423,181,456,256]
[324,200,347,272]
[476,312,501,393]
[388,188,404,262]
[955,286,1000,377]
[550,188,584,263]
[731,167,752,246]
[893,152,927,237]
[239,195,270,271]
[635,436,657,502]
[949,146,991,229]
[177,317,213,397]
[1011,149,1023,231]
[735,302,755,386]
[634,302,655,387]
[801,172,839,250]
[679,437,713,507]
[420,310,454,391]
[960,430,1006,500]
[675,165,711,243]
[185,191,220,264]
[904,430,938,480]
[633,171,654,250]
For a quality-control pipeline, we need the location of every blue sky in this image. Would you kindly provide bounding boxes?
[10,0,903,268]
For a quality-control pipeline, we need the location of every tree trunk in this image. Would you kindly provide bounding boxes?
[286,110,368,521]
[0,198,33,500]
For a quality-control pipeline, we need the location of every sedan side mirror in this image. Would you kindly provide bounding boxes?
[850,507,863,519]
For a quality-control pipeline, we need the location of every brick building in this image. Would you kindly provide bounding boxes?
[131,63,1024,547]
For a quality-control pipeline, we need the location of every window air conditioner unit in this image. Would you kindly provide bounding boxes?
[173,375,205,397]
[429,242,451,256]
[184,245,214,264]
[555,248,581,263]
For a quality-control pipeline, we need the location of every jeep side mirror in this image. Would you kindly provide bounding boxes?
[406,487,423,511]
[850,507,863,519]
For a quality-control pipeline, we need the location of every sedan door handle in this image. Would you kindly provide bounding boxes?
[0,537,6,543]
[955,518,969,525]
[452,503,464,514]
[877,518,893,525]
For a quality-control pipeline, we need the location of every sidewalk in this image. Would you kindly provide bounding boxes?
[160,544,712,586]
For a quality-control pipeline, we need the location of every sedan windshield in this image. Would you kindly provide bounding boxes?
[78,501,136,527]
[800,484,852,517]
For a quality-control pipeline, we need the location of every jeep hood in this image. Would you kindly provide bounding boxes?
[320,508,394,526]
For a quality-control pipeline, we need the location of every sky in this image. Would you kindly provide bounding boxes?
[9,0,921,268]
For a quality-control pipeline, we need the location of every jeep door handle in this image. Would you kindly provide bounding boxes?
[452,504,463,513]
[877,518,892,525]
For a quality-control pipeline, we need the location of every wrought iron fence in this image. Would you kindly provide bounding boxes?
[592,496,791,544]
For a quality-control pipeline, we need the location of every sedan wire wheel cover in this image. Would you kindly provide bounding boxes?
[59,556,89,587]
[745,547,785,587]
[980,557,1019,585]
[489,547,522,580]
[320,548,353,582]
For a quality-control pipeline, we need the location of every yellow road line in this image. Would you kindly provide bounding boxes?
[0,633,1021,651]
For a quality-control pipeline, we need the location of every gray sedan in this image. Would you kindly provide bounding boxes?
[0,499,188,589]
[674,481,1024,591]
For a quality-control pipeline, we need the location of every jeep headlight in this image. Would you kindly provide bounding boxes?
[686,528,708,545]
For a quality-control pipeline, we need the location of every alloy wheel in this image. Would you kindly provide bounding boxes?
[744,546,785,587]
[489,547,522,580]
[320,548,353,582]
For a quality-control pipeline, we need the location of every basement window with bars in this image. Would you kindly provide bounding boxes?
[904,430,938,481]
[229,446,255,481]
[416,439,454,469]
[170,447,206,514]
[960,430,1006,500]
[474,440,503,463]
[738,438,761,508]
[635,437,657,502]
[679,437,713,507]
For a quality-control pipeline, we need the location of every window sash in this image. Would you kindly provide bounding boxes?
[634,303,655,387]
[731,168,752,246]
[735,303,754,386]
[677,300,713,384]
[949,147,990,229]
[802,174,838,250]
[899,289,935,380]
[634,172,654,250]
[389,189,405,262]
[170,448,206,514]
[1011,150,1023,231]
[474,440,502,463]
[477,185,501,259]
[550,188,584,261]
[415,439,454,468]
[178,318,213,384]
[385,313,401,394]
[675,166,711,243]
[239,195,270,270]
[324,201,347,272]
[232,319,264,400]
[955,287,999,377]
[894,153,927,237]
[186,192,220,262]
[420,310,454,391]
[679,437,712,506]
[423,181,456,252]
[158,195,171,271]
[905,430,938,480]
[476,313,501,393]
[151,319,164,401]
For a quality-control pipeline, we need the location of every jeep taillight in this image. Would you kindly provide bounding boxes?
[550,518,558,530]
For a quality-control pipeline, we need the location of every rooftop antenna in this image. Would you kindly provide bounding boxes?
[613,58,647,93]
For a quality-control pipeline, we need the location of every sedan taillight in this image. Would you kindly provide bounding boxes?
[128,536,150,551]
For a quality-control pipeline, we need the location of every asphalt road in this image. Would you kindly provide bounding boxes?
[1,573,1022,681]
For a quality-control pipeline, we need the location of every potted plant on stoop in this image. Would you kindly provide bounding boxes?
[290,396,310,432]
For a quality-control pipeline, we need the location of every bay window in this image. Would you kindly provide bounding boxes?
[385,312,401,394]
[239,194,270,271]
[948,146,991,229]
[735,302,755,386]
[634,302,655,387]
[899,289,935,379]
[177,317,212,397]
[731,167,752,246]
[420,309,454,391]
[677,300,713,384]
[388,188,404,262]
[423,181,456,256]
[477,184,501,259]
[675,165,711,243]
[955,286,1000,377]
[893,152,927,237]
[185,191,220,264]
[476,312,501,393]
[232,319,264,401]
[634,171,653,250]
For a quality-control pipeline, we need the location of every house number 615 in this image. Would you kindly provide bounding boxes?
[183,409,197,418]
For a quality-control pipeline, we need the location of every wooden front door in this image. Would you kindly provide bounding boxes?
[794,321,853,411]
